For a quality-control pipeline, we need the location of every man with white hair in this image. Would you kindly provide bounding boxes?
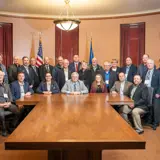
[39,57,54,81]
[90,57,103,83]
[142,59,160,130]
[56,59,72,90]
[0,54,8,83]
[102,61,117,92]
[61,72,88,94]
[0,71,19,136]
[8,56,20,83]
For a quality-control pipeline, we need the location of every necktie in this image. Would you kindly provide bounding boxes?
[33,66,37,75]
[75,63,78,72]
[145,70,151,80]
[74,83,76,91]
[126,66,129,75]
[46,65,50,72]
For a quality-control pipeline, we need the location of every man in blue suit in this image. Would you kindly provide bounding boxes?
[69,55,81,73]
[10,72,34,121]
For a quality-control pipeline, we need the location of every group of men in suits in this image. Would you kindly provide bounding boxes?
[0,53,160,136]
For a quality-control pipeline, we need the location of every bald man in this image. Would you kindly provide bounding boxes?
[8,56,20,83]
[90,57,103,83]
[39,57,55,81]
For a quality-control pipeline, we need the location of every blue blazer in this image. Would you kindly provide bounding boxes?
[36,81,60,94]
[69,62,81,73]
[10,81,34,101]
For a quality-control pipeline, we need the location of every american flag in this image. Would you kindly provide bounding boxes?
[36,37,43,67]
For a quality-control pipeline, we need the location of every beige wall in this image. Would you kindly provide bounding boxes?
[0,14,160,66]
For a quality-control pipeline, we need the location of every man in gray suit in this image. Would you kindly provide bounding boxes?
[137,54,149,77]
[110,72,132,96]
[61,72,88,95]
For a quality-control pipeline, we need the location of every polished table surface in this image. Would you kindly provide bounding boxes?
[5,94,145,160]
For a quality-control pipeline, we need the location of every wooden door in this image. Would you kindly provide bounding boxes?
[55,26,79,63]
[0,23,13,68]
[120,22,145,66]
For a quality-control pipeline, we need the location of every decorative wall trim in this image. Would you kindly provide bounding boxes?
[0,9,160,20]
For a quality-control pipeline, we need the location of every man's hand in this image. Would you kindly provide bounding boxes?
[129,104,134,108]
[43,91,52,95]
[3,102,11,108]
[111,91,117,95]
[155,94,160,99]
[29,85,33,88]
[25,92,31,97]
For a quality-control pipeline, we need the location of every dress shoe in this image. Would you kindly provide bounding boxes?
[135,129,144,134]
[152,123,159,130]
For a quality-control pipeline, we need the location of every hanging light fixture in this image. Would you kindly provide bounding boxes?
[54,0,81,31]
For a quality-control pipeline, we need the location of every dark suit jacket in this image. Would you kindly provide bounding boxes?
[56,68,72,90]
[142,69,160,94]
[78,69,91,89]
[18,65,34,86]
[10,81,34,102]
[39,64,54,81]
[137,64,148,78]
[102,70,118,91]
[90,64,104,83]
[36,81,60,94]
[127,83,148,111]
[29,65,40,91]
[69,62,81,73]
[110,67,121,77]
[120,64,137,83]
[7,64,20,83]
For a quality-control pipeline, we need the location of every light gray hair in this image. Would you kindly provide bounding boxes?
[71,72,79,77]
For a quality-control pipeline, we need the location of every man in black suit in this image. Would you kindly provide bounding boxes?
[8,56,20,83]
[18,56,34,88]
[102,61,117,92]
[90,57,104,83]
[137,54,149,77]
[120,57,137,83]
[69,54,81,73]
[142,59,160,129]
[119,75,149,134]
[39,57,54,81]
[111,59,120,76]
[30,57,40,92]
[56,59,71,90]
[55,56,63,70]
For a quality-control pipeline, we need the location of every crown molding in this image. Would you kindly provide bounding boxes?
[0,9,160,20]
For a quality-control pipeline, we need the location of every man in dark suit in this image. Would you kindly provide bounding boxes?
[142,59,160,95]
[29,57,40,92]
[137,54,149,77]
[102,61,117,92]
[56,59,71,90]
[69,54,81,73]
[39,57,54,81]
[90,57,104,83]
[111,59,121,76]
[8,56,20,83]
[55,56,64,70]
[10,72,34,122]
[0,71,19,136]
[142,59,160,129]
[119,75,149,134]
[18,56,34,88]
[120,57,137,83]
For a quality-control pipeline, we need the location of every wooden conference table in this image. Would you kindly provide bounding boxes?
[5,93,145,160]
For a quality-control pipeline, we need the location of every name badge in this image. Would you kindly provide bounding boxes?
[4,93,8,98]
[105,80,109,84]
[144,80,150,85]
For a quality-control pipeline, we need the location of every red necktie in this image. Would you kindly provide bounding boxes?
[75,63,78,72]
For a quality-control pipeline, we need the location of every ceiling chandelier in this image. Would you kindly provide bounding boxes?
[54,0,81,31]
